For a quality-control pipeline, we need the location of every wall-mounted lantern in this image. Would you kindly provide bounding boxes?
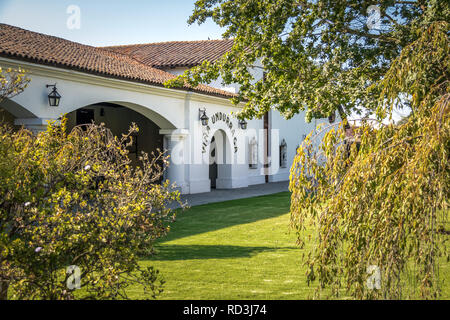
[280,138,287,168]
[238,118,248,130]
[46,84,61,107]
[199,108,209,126]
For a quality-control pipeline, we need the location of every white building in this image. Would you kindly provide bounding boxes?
[0,24,333,194]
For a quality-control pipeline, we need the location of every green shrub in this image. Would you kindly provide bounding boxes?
[0,118,181,299]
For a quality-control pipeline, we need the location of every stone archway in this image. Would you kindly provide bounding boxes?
[0,98,42,132]
[209,136,218,188]
[208,129,233,189]
[66,102,164,168]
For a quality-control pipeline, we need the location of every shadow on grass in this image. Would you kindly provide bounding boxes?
[145,244,297,261]
[162,192,292,243]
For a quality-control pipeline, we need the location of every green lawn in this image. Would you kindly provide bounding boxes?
[128,192,449,300]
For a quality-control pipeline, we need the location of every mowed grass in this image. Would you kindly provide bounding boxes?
[129,192,316,299]
[127,192,449,300]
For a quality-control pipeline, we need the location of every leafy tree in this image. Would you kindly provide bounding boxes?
[167,0,446,121]
[167,1,449,298]
[0,115,182,299]
[0,67,29,298]
[291,22,448,299]
[0,67,29,101]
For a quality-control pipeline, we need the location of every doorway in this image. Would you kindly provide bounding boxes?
[208,129,232,190]
[209,136,218,189]
[76,108,95,128]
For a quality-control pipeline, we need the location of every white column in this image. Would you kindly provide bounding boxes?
[14,118,58,134]
[160,129,189,194]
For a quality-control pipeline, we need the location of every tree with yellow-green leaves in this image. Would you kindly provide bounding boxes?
[290,22,449,299]
[0,69,182,299]
[168,0,449,299]
[0,67,29,102]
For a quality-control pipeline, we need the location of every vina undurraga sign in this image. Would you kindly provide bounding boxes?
[202,111,238,154]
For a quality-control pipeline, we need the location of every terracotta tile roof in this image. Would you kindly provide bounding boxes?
[0,24,236,98]
[103,39,234,68]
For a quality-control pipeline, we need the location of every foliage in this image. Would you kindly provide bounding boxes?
[0,118,182,300]
[166,0,447,121]
[290,21,449,299]
[0,67,29,102]
[132,192,449,299]
[168,0,450,299]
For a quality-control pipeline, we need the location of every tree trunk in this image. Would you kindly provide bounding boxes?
[0,280,9,300]
[337,105,350,130]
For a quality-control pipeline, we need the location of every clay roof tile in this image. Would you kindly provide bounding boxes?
[0,24,236,99]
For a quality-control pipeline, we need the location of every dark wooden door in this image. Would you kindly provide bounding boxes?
[209,136,218,188]
[76,109,95,128]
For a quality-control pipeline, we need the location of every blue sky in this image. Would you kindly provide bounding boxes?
[0,0,225,46]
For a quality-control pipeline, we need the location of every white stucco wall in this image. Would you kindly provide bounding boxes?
[268,110,332,182]
[188,96,249,193]
[1,56,338,195]
[162,60,331,189]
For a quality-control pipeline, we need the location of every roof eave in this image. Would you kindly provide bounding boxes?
[0,52,237,100]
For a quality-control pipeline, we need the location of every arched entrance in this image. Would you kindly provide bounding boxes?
[209,129,232,189]
[66,102,163,167]
[209,136,218,189]
[0,98,38,130]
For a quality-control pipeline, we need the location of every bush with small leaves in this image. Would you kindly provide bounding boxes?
[0,118,182,300]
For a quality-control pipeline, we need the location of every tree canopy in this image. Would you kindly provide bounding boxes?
[167,0,447,122]
[166,0,450,299]
[290,21,448,299]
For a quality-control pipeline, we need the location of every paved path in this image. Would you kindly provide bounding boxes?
[174,181,290,208]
